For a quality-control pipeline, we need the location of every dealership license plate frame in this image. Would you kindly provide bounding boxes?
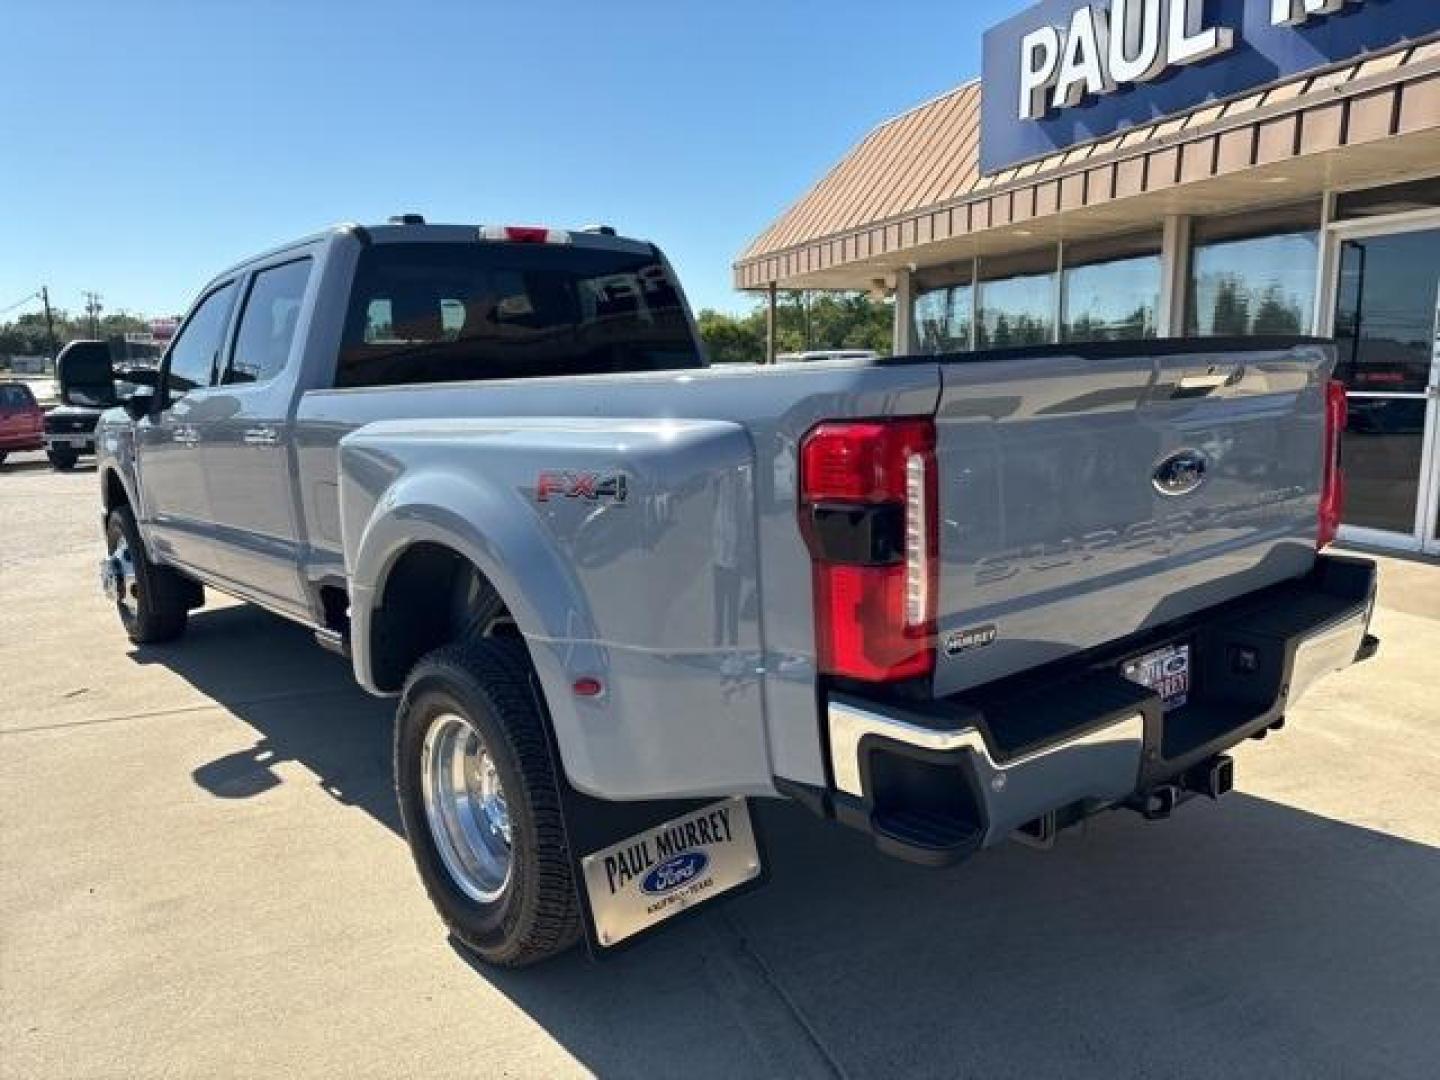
[1123,642,1191,711]
[578,796,763,950]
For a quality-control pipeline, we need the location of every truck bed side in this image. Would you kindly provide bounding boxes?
[305,362,940,797]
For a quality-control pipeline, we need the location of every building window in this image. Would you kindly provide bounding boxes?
[1335,175,1440,221]
[1186,202,1322,337]
[914,265,974,353]
[1334,229,1440,393]
[1061,233,1161,342]
[977,249,1056,348]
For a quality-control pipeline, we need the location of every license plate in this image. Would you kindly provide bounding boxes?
[580,796,761,948]
[1124,643,1190,710]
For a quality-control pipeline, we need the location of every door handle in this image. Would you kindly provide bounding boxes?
[242,427,280,446]
[172,425,200,447]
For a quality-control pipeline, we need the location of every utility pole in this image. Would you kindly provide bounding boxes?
[40,286,58,368]
[83,291,103,338]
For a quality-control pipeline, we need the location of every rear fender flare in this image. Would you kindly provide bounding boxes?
[347,467,598,692]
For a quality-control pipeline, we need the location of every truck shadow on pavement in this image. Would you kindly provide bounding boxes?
[162,604,1440,1080]
[132,603,401,832]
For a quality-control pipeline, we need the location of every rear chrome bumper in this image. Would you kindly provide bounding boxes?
[1289,602,1373,706]
[829,701,1144,845]
[819,554,1378,866]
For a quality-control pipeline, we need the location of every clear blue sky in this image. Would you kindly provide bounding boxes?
[0,0,1029,323]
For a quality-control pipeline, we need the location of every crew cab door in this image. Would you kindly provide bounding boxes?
[201,256,314,618]
[136,280,237,576]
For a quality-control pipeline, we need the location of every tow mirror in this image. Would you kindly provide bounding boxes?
[56,340,118,409]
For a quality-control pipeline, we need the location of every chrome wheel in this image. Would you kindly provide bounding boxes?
[421,712,513,903]
[106,535,140,620]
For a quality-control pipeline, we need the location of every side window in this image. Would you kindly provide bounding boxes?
[165,282,237,396]
[226,258,313,385]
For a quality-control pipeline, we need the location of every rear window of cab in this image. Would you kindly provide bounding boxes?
[335,242,702,389]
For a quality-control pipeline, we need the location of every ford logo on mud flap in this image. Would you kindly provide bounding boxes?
[641,851,709,895]
[1152,449,1209,497]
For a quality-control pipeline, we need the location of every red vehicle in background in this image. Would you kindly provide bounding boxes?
[0,381,46,464]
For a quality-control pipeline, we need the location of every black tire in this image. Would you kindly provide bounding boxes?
[395,639,580,968]
[105,505,191,644]
[47,445,80,470]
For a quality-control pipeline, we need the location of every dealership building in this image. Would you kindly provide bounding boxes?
[736,0,1440,554]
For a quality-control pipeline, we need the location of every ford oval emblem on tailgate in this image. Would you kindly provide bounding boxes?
[1152,449,1208,497]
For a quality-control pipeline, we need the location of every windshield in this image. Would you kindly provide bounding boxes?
[336,241,703,389]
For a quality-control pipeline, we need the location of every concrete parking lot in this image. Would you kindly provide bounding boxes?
[3,450,1439,1079]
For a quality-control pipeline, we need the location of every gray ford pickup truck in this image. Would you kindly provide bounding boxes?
[85,217,1378,966]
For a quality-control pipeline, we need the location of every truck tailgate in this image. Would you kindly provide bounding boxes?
[931,339,1333,697]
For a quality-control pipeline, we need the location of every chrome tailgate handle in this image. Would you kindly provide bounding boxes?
[242,427,279,446]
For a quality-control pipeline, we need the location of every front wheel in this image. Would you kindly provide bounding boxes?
[395,639,581,968]
[104,505,191,643]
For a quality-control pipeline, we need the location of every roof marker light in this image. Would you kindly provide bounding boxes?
[478,225,572,244]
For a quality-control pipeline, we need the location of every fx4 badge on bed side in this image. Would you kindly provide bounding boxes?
[536,470,629,504]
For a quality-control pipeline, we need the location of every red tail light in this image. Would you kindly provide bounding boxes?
[1318,379,1346,550]
[799,419,937,682]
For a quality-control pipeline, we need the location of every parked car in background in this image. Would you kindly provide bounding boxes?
[0,381,45,464]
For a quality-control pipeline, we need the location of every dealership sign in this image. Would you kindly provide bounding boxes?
[981,0,1440,173]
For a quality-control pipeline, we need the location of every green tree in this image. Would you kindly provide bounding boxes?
[1065,312,1107,343]
[1252,285,1302,335]
[1209,277,1251,336]
[1,307,154,361]
[695,291,893,363]
[695,308,765,365]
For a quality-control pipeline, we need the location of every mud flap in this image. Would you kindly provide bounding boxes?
[523,672,768,955]
[560,783,768,957]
